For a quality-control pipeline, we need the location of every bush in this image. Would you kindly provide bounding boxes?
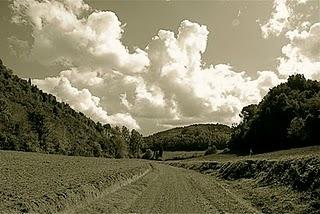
[205,145,217,155]
[142,149,154,159]
[221,147,230,154]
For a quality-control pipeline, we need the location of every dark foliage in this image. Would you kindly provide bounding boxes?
[230,74,320,154]
[145,124,231,151]
[204,145,217,155]
[0,61,144,158]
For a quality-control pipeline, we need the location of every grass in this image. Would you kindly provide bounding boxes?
[0,150,150,213]
[188,145,320,162]
[168,146,320,213]
[224,179,311,214]
[162,151,205,160]
[2,146,320,213]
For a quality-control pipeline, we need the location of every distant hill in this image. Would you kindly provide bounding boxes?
[0,59,144,158]
[144,124,231,151]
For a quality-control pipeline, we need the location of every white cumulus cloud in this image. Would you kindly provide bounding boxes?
[260,0,291,38]
[10,0,287,133]
[260,0,312,38]
[33,77,140,130]
[278,22,320,80]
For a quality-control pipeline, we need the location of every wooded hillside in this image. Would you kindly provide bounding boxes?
[0,60,144,158]
[145,124,231,151]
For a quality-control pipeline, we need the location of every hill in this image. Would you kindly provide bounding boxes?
[145,123,231,151]
[0,59,144,158]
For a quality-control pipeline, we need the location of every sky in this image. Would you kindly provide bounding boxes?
[0,0,319,135]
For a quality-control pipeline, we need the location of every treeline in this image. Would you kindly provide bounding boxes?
[0,60,144,158]
[145,124,231,151]
[2,57,318,157]
[230,74,320,154]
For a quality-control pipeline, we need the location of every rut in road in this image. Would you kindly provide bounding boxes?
[73,164,260,213]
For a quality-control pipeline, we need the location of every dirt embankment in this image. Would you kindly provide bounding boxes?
[169,156,320,211]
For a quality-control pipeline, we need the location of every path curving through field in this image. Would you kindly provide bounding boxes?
[74,164,260,213]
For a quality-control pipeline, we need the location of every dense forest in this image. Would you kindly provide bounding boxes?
[0,59,144,158]
[145,124,231,151]
[230,74,320,154]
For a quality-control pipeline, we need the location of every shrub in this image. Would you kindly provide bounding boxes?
[142,149,154,160]
[205,145,217,155]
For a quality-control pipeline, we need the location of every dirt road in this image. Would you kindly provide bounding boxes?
[74,164,260,213]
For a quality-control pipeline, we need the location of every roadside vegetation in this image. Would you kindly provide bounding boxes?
[190,146,320,162]
[162,151,205,161]
[169,146,320,213]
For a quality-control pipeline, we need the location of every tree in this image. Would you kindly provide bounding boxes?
[129,129,143,158]
[122,126,130,145]
[28,111,51,146]
[92,141,103,157]
[0,99,8,112]
[240,104,257,122]
[110,127,128,158]
[287,117,306,146]
[287,74,306,90]
[230,74,320,154]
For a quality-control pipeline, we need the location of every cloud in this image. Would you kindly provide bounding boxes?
[8,36,30,58]
[278,22,320,80]
[10,0,285,133]
[260,0,312,38]
[260,0,291,38]
[260,0,319,80]
[141,21,282,126]
[33,77,140,130]
[10,0,149,73]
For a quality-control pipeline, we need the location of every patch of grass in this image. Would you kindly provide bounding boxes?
[162,151,205,161]
[223,179,310,214]
[190,146,320,162]
[0,150,150,213]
